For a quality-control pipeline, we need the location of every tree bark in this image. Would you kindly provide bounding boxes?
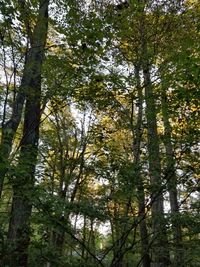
[0,0,49,197]
[133,65,151,267]
[0,91,25,196]
[161,88,182,266]
[143,62,170,267]
[6,1,49,266]
[139,5,170,266]
[143,63,170,267]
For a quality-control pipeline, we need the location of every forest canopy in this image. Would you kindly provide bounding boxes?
[0,0,199,267]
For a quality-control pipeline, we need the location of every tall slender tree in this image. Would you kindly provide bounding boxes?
[161,83,183,265]
[138,2,170,266]
[0,0,49,197]
[6,0,49,266]
[133,65,151,267]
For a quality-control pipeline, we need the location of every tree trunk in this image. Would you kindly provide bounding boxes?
[139,5,170,266]
[7,1,49,266]
[0,0,49,197]
[161,88,182,265]
[133,65,151,267]
[0,91,25,197]
[110,200,124,267]
[111,246,124,267]
[143,65,170,267]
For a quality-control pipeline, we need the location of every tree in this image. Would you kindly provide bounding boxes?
[0,0,49,197]
[4,0,49,266]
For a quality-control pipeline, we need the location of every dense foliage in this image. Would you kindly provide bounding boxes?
[0,0,199,267]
